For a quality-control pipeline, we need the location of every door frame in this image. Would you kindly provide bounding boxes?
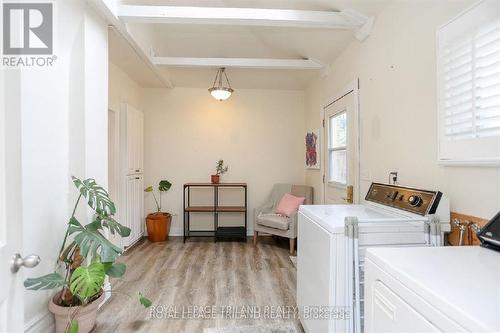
[321,79,361,204]
[108,108,121,204]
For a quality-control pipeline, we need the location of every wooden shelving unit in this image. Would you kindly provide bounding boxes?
[183,183,247,242]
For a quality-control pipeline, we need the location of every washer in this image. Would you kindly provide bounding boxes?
[297,182,450,333]
[364,246,500,333]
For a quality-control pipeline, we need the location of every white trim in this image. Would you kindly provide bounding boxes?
[88,0,173,88]
[436,0,485,30]
[436,0,500,166]
[438,159,500,167]
[117,5,368,30]
[152,57,323,70]
[24,311,54,333]
[322,79,361,204]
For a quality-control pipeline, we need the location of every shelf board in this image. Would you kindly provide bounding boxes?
[184,182,247,187]
[217,206,246,212]
[185,206,246,212]
[185,206,215,212]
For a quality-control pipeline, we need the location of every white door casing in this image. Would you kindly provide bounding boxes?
[323,80,360,204]
[0,69,24,331]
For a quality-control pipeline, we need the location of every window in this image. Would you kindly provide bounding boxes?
[328,111,347,184]
[437,0,500,165]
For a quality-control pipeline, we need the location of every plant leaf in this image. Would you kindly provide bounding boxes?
[24,273,66,290]
[90,215,131,237]
[68,320,79,333]
[144,186,153,192]
[104,262,126,278]
[69,217,122,262]
[139,293,152,308]
[60,240,77,262]
[72,176,116,215]
[70,261,105,303]
[158,180,172,192]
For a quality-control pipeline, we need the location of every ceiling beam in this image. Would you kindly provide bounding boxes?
[151,57,324,70]
[88,0,174,88]
[117,5,368,29]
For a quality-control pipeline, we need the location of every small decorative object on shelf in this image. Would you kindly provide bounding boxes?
[24,176,151,333]
[211,159,228,184]
[144,180,172,242]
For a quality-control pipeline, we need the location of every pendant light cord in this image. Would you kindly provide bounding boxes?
[211,68,232,89]
[223,68,232,89]
[212,68,221,88]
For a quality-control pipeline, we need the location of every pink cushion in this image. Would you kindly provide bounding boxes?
[275,193,306,217]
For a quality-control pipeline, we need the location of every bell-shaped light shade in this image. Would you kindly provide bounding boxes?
[209,87,233,101]
[209,68,234,101]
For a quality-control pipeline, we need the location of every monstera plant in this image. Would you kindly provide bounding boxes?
[24,176,151,333]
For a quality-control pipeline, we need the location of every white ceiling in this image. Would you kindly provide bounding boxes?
[109,0,391,89]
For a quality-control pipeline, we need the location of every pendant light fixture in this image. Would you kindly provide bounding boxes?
[209,67,234,101]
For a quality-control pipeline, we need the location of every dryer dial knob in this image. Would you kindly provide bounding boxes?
[408,195,422,207]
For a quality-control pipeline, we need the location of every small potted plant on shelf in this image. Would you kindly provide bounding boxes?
[211,160,228,184]
[144,180,172,242]
[24,176,151,333]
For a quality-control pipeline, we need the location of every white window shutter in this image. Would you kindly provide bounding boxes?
[437,0,500,165]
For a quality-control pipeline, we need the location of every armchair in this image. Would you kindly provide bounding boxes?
[253,183,313,254]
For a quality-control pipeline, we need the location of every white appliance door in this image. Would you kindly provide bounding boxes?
[364,258,468,333]
[369,281,441,333]
[298,212,334,333]
[0,68,24,331]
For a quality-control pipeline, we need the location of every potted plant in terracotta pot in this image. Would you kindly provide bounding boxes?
[24,176,151,333]
[144,180,172,242]
[211,160,228,184]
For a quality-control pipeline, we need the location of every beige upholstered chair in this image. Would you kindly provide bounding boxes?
[253,184,313,254]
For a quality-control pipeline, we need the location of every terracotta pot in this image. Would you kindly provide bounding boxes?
[211,175,220,184]
[49,291,104,333]
[145,212,171,242]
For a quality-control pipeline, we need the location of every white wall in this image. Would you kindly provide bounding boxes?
[304,0,500,219]
[108,62,143,113]
[22,2,108,331]
[142,88,306,235]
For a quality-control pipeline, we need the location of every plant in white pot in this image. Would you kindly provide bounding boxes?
[24,177,151,333]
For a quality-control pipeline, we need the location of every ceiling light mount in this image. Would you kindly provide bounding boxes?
[209,67,234,101]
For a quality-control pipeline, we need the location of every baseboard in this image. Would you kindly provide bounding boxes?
[25,310,54,333]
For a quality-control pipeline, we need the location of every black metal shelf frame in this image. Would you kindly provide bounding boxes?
[183,183,247,242]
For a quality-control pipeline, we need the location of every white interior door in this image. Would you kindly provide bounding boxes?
[0,69,25,331]
[323,82,360,204]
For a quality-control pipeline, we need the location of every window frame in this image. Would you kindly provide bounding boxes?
[437,0,500,167]
[327,110,348,187]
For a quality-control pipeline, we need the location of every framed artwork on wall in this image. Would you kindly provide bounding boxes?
[305,129,320,169]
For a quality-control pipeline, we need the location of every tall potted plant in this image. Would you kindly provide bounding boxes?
[211,160,228,184]
[144,180,172,242]
[24,177,151,333]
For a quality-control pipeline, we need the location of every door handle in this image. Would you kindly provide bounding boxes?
[10,253,41,273]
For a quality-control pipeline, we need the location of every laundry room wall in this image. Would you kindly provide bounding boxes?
[304,0,500,219]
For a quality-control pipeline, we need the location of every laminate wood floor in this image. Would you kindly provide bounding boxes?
[96,237,304,333]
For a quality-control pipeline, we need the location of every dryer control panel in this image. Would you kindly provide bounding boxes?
[365,183,442,216]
